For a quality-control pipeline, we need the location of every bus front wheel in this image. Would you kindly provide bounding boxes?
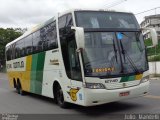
[55,85,68,108]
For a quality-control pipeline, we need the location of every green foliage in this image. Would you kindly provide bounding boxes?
[144,38,153,46]
[146,47,156,56]
[145,38,160,62]
[0,65,6,73]
[0,28,23,65]
[148,55,160,62]
[144,38,154,56]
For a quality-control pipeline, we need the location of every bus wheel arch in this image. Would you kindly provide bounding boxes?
[53,81,59,102]
[16,78,25,95]
[13,78,16,88]
[53,81,68,108]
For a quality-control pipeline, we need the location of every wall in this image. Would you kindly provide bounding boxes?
[149,62,160,76]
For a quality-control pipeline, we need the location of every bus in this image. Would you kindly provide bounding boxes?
[5,9,158,108]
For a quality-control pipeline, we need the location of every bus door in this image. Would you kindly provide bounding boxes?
[67,33,84,103]
[59,14,84,103]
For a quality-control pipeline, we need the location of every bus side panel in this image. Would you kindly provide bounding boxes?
[30,52,46,95]
[22,55,32,92]
[8,71,26,91]
[42,50,63,98]
[7,71,16,88]
[6,57,26,89]
[41,49,72,100]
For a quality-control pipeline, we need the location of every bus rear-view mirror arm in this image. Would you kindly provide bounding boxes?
[141,28,158,48]
[71,27,85,51]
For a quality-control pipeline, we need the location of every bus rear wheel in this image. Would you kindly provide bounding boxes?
[55,85,68,108]
[16,81,25,95]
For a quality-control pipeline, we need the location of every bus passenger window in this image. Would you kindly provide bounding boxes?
[25,35,33,55]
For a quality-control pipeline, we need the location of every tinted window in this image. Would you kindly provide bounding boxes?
[15,43,19,58]
[7,21,58,59]
[58,15,67,29]
[15,40,24,58]
[6,44,16,60]
[25,35,33,55]
[58,14,73,29]
[33,31,41,53]
[11,44,16,59]
[40,21,58,51]
[49,22,58,49]
[6,46,11,60]
[19,40,25,57]
[75,11,140,29]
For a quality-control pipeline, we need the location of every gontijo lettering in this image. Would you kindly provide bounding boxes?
[13,61,24,68]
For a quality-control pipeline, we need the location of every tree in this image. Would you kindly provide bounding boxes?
[0,28,23,65]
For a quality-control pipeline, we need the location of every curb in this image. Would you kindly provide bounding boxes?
[149,77,160,80]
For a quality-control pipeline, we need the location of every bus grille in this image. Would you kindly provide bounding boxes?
[105,80,141,90]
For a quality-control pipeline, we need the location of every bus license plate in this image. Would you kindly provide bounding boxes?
[119,91,130,97]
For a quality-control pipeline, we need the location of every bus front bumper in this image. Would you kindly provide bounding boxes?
[83,81,149,106]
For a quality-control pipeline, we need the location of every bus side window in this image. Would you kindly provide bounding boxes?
[15,41,20,58]
[25,35,33,55]
[39,21,58,51]
[6,46,11,61]
[49,21,58,49]
[33,31,41,53]
[11,43,16,60]
[40,27,47,51]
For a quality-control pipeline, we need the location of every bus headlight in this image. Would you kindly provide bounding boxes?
[141,75,149,83]
[84,83,106,89]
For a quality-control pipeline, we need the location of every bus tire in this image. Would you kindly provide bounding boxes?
[16,80,25,95]
[55,84,68,108]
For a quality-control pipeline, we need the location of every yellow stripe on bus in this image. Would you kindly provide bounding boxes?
[22,55,32,92]
[136,74,143,80]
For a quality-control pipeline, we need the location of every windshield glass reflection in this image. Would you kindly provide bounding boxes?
[82,32,148,78]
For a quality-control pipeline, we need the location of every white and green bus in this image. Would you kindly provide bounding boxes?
[6,9,158,108]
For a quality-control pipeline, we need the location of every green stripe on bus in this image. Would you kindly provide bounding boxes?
[120,75,135,82]
[30,52,46,94]
[120,76,129,82]
[128,75,135,81]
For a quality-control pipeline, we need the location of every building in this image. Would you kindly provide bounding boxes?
[140,14,160,40]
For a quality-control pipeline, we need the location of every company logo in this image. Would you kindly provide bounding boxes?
[50,59,59,65]
[105,79,119,83]
[67,88,79,101]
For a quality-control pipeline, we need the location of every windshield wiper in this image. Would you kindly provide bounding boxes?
[119,37,141,74]
[112,38,118,62]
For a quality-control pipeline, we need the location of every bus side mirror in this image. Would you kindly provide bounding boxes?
[71,27,85,50]
[142,28,158,48]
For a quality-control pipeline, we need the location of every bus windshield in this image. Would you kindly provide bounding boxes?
[82,32,148,78]
[75,11,148,78]
[75,11,139,29]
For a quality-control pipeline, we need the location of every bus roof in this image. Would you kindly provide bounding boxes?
[6,17,55,47]
[6,9,132,48]
[58,9,132,17]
